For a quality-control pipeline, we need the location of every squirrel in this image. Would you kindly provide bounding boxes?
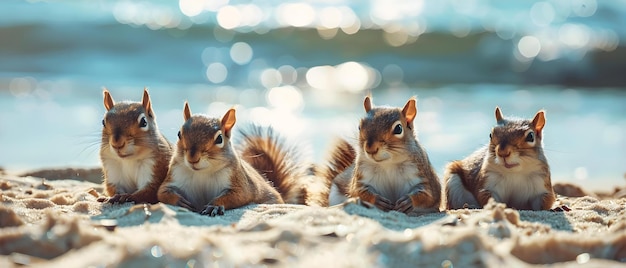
[99,88,173,204]
[444,107,556,210]
[323,95,442,213]
[157,102,286,216]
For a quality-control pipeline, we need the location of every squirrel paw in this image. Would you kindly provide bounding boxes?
[176,197,195,212]
[200,205,225,217]
[394,195,413,213]
[107,193,134,204]
[550,205,571,212]
[374,195,394,212]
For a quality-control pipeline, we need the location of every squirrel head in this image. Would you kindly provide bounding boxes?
[176,101,237,171]
[101,88,157,159]
[358,95,417,163]
[488,106,547,170]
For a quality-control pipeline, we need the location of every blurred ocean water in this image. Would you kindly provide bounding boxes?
[0,0,624,190]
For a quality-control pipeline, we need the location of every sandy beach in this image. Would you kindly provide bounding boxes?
[1,168,625,267]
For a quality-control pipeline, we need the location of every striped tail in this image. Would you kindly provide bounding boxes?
[319,138,356,205]
[237,125,308,204]
[321,138,356,183]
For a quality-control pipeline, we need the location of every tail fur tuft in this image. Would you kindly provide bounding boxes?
[320,138,356,185]
[237,125,308,204]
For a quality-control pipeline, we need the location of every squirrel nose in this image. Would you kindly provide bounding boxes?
[111,142,125,150]
[187,156,200,164]
[365,147,379,155]
[498,150,511,158]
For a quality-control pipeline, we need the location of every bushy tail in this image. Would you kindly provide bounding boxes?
[237,125,309,205]
[320,138,356,186]
[318,138,356,205]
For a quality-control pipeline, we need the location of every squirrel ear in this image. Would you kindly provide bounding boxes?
[183,101,192,121]
[103,88,115,111]
[142,87,154,118]
[402,97,417,124]
[532,110,546,134]
[221,108,237,137]
[495,106,504,123]
[364,95,373,113]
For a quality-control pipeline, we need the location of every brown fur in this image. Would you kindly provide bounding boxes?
[444,107,556,210]
[99,88,172,204]
[346,95,442,213]
[299,165,332,207]
[318,138,356,205]
[237,125,309,204]
[157,103,284,215]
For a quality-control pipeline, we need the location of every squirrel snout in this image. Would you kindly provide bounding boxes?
[186,155,200,164]
[364,138,382,156]
[364,146,379,155]
[496,148,511,158]
[110,141,125,150]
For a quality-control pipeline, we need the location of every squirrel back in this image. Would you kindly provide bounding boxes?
[158,102,284,216]
[348,95,441,213]
[236,125,308,204]
[444,107,555,210]
[99,88,172,204]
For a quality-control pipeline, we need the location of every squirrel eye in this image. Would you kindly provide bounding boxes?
[137,114,149,131]
[177,131,181,139]
[139,117,147,128]
[215,134,223,145]
[526,132,535,143]
[102,119,105,127]
[391,121,403,138]
[489,133,492,139]
[393,124,403,135]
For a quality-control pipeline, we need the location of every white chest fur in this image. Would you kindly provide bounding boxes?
[358,159,422,202]
[102,154,155,194]
[168,163,231,209]
[484,163,548,209]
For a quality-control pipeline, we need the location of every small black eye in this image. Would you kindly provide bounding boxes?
[102,119,105,127]
[526,132,535,142]
[489,133,492,139]
[215,134,223,144]
[393,124,403,135]
[139,117,147,128]
[177,131,181,139]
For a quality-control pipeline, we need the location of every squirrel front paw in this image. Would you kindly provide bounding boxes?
[374,195,394,212]
[175,196,195,212]
[200,205,225,217]
[394,195,414,213]
[107,193,134,204]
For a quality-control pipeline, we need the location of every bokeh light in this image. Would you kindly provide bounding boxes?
[179,0,203,17]
[530,2,555,27]
[230,42,253,65]
[260,68,282,89]
[276,3,315,27]
[267,85,304,112]
[206,63,228,83]
[559,24,590,49]
[518,36,541,59]
[217,6,241,30]
[305,62,379,93]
